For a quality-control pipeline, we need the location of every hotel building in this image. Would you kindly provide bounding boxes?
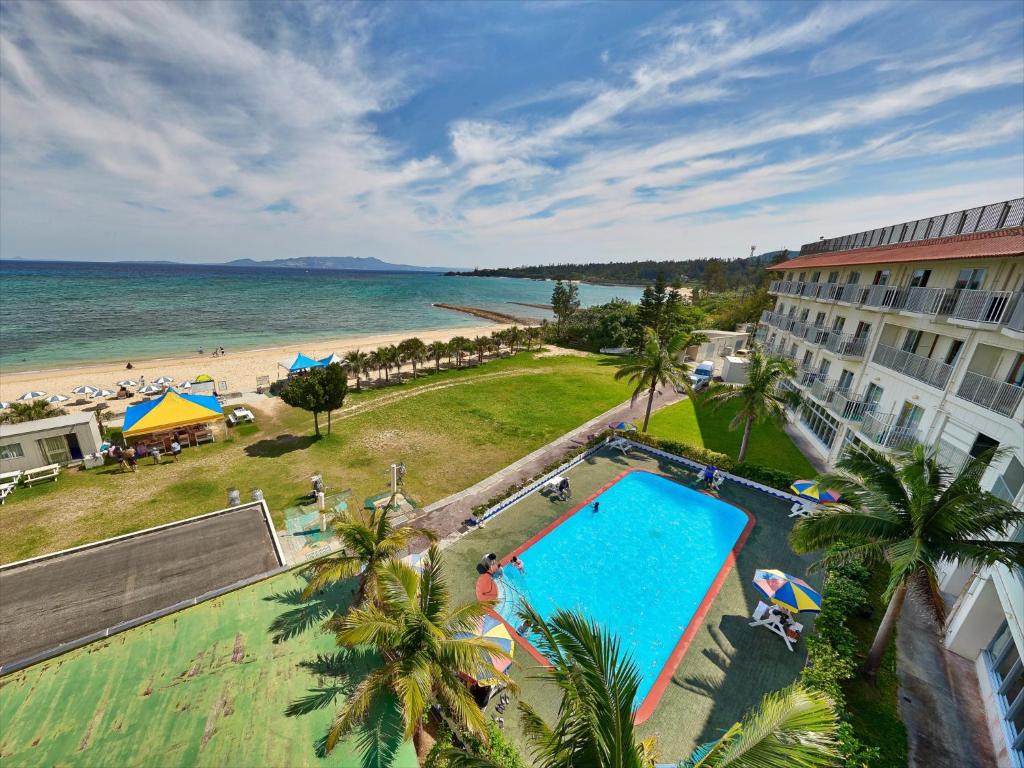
[757,197,1024,766]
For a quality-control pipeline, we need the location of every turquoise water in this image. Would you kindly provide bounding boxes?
[0,261,642,370]
[495,470,750,711]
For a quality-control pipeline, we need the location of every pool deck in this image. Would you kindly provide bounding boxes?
[444,446,819,758]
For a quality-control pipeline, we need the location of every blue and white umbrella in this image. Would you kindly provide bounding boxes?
[72,385,99,395]
[0,402,9,410]
[45,394,70,404]
[139,384,163,395]
[94,389,115,398]
[153,376,174,385]
[17,391,46,401]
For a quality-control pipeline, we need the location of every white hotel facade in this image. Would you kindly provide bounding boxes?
[756,198,1024,766]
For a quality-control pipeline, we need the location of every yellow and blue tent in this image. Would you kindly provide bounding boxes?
[122,388,223,438]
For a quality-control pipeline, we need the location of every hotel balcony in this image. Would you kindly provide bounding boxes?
[801,324,829,345]
[824,331,868,359]
[872,342,954,389]
[858,412,919,451]
[808,378,876,421]
[901,286,959,317]
[795,367,819,389]
[936,439,972,474]
[789,319,811,339]
[956,371,1024,417]
[862,284,905,311]
[753,325,769,343]
[950,290,1022,326]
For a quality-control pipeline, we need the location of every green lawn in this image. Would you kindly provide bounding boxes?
[0,351,635,563]
[646,395,816,478]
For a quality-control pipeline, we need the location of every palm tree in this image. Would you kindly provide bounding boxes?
[704,346,794,463]
[790,442,1024,680]
[526,326,542,350]
[368,349,383,381]
[450,336,471,367]
[428,341,448,372]
[384,345,402,382]
[399,337,427,378]
[614,329,696,432]
[300,506,436,605]
[344,349,369,391]
[0,400,67,424]
[507,325,523,353]
[316,546,516,759]
[472,335,490,364]
[682,684,838,767]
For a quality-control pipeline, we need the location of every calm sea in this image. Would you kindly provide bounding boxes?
[0,260,642,371]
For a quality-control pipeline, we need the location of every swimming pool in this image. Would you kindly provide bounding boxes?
[490,468,754,722]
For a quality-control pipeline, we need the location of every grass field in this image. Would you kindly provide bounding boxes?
[646,394,816,478]
[0,351,636,563]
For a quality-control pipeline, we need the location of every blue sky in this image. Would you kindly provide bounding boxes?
[1,0,1021,267]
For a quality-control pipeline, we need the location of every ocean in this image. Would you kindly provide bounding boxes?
[0,260,643,371]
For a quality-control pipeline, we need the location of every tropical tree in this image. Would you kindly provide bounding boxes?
[320,363,348,435]
[791,442,1024,680]
[614,329,697,432]
[472,335,490,364]
[368,349,384,381]
[344,349,369,391]
[280,372,327,437]
[507,325,523,353]
[450,336,471,367]
[310,546,516,760]
[682,684,838,767]
[399,337,427,378]
[300,506,435,605]
[0,400,67,424]
[526,326,543,350]
[704,346,795,463]
[428,341,449,372]
[384,345,402,382]
[551,280,580,337]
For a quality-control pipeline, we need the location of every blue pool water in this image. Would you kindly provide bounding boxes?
[495,470,751,712]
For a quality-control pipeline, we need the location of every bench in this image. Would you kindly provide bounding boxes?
[22,464,60,486]
[0,482,16,505]
[0,469,24,486]
[194,430,215,444]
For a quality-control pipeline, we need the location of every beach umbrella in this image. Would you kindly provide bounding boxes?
[17,391,46,401]
[453,614,514,685]
[94,389,115,398]
[790,480,841,503]
[153,376,174,385]
[71,385,99,395]
[608,421,637,431]
[45,394,70,404]
[179,380,193,390]
[0,402,9,410]
[139,384,163,395]
[753,568,823,613]
[116,379,138,388]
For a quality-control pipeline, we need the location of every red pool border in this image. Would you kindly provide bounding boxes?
[475,467,756,724]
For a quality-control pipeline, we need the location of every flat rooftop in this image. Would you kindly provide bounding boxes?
[0,502,284,671]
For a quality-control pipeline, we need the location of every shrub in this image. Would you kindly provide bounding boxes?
[425,721,526,768]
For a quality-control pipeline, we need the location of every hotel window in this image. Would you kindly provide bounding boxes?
[909,269,931,288]
[827,271,840,283]
[944,339,963,366]
[0,443,24,460]
[846,271,861,285]
[814,311,826,327]
[1007,354,1024,387]
[800,400,840,448]
[37,436,71,465]
[985,622,1024,760]
[817,359,831,377]
[831,316,846,332]
[798,272,807,282]
[970,433,999,460]
[872,269,890,286]
[864,382,884,405]
[854,321,872,339]
[955,268,986,290]
[799,308,809,322]
[811,271,822,283]
[902,330,923,353]
[837,369,855,392]
[802,350,814,368]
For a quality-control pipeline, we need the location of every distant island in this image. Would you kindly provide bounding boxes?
[225,256,445,271]
[447,251,794,289]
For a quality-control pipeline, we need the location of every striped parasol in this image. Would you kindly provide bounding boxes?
[454,614,514,686]
[153,376,174,385]
[790,480,841,503]
[45,394,70,403]
[72,385,99,395]
[753,568,823,613]
[116,380,138,388]
[17,391,46,401]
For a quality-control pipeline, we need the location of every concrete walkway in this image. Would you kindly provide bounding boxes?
[897,592,998,768]
[413,385,687,541]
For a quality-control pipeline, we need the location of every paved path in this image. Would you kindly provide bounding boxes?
[413,385,688,541]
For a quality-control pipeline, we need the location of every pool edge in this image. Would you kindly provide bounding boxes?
[477,467,758,725]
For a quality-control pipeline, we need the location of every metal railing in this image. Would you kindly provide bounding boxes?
[872,343,954,389]
[836,284,868,305]
[901,286,959,316]
[802,324,829,344]
[950,290,1021,325]
[956,371,1024,417]
[753,326,769,342]
[799,197,1023,256]
[796,368,819,388]
[1008,293,1024,333]
[789,320,810,339]
[936,440,972,474]
[825,332,868,358]
[830,390,877,422]
[859,412,919,450]
[809,377,838,403]
[862,284,905,311]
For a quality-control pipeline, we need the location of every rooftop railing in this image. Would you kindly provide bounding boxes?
[799,198,1023,256]
[872,343,954,389]
[950,290,1021,325]
[824,332,868,359]
[956,371,1024,417]
[859,412,919,451]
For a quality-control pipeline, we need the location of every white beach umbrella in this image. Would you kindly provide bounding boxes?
[17,391,46,401]
[179,380,193,389]
[45,394,70,403]
[139,384,162,395]
[153,376,174,385]
[0,402,9,410]
[71,385,99,395]
[94,389,115,398]
[116,379,138,387]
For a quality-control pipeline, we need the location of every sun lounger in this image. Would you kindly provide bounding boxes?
[22,463,60,487]
[607,438,632,456]
[0,482,16,505]
[749,600,804,651]
[789,502,819,518]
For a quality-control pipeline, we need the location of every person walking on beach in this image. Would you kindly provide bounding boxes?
[170,439,181,462]
[140,375,146,387]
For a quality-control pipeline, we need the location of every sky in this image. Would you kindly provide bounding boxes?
[1,0,1022,268]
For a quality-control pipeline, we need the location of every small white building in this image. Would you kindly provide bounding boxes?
[686,329,749,361]
[0,412,104,472]
[721,356,750,384]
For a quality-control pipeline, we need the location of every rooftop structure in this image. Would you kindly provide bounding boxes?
[759,198,1024,766]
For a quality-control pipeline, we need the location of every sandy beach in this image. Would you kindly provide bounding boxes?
[0,323,510,418]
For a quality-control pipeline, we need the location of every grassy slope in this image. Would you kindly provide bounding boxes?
[0,352,634,562]
[645,394,816,477]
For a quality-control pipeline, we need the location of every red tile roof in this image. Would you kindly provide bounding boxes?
[772,227,1024,271]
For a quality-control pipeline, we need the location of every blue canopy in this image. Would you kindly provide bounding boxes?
[281,353,326,373]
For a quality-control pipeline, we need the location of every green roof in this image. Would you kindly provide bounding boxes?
[0,570,416,768]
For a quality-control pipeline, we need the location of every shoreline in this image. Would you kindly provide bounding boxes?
[0,323,511,416]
